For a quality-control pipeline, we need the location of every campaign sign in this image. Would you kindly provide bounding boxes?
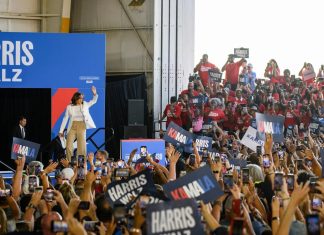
[121,139,166,166]
[208,69,222,83]
[163,165,224,203]
[229,158,247,168]
[241,126,265,152]
[234,48,249,58]
[189,96,204,106]
[146,199,204,235]
[184,135,213,154]
[303,70,316,81]
[11,137,40,163]
[105,169,156,206]
[256,113,284,142]
[164,122,193,148]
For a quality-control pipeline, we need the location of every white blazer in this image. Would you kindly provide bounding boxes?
[59,94,98,134]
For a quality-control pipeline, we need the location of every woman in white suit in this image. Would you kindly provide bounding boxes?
[59,86,98,161]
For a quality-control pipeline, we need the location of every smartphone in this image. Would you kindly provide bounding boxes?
[113,204,127,223]
[139,195,150,209]
[256,146,262,155]
[231,217,244,235]
[179,171,187,177]
[202,147,208,158]
[44,188,54,202]
[286,174,294,191]
[304,136,309,145]
[305,158,312,167]
[102,165,108,176]
[0,189,11,197]
[114,168,130,178]
[117,160,125,168]
[35,186,43,193]
[296,159,303,169]
[78,201,90,210]
[28,175,38,193]
[77,167,85,180]
[140,146,147,157]
[223,174,234,193]
[274,172,283,191]
[242,168,249,185]
[71,156,77,166]
[189,154,196,166]
[214,156,220,163]
[232,199,242,217]
[234,166,241,175]
[262,155,271,168]
[278,151,284,160]
[78,155,85,167]
[311,196,322,211]
[310,177,318,194]
[306,214,320,235]
[94,159,101,167]
[84,221,100,232]
[51,221,68,233]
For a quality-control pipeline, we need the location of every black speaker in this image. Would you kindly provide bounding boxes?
[123,126,147,139]
[128,99,144,126]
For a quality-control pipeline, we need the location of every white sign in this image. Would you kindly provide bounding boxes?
[241,126,264,152]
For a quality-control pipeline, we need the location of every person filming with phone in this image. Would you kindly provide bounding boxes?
[59,86,98,161]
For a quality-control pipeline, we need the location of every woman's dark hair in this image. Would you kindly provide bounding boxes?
[71,92,83,105]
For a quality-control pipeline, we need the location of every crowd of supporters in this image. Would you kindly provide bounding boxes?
[0,54,323,235]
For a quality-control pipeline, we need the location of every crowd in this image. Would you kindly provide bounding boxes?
[0,53,323,235]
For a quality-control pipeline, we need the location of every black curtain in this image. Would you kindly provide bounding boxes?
[0,89,51,170]
[105,73,149,158]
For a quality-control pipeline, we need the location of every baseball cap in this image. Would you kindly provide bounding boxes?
[247,63,253,68]
[250,105,258,111]
[60,168,74,180]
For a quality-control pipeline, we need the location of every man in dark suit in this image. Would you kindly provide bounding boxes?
[13,116,27,139]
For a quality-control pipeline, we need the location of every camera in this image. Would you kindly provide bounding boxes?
[114,168,130,178]
[84,221,100,232]
[189,74,200,82]
[44,188,54,202]
[274,172,283,191]
[51,221,68,233]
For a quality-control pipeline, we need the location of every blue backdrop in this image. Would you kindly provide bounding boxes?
[0,32,106,153]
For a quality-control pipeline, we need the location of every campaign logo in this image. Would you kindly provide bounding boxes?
[163,165,224,203]
[146,199,204,235]
[256,113,284,142]
[105,169,156,206]
[0,40,34,82]
[11,137,40,163]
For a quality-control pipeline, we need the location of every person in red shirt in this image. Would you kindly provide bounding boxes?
[204,99,225,123]
[222,102,236,131]
[159,96,182,128]
[194,54,217,87]
[299,62,316,86]
[284,100,300,128]
[178,94,192,131]
[228,89,247,106]
[222,54,247,90]
[264,59,280,83]
[181,82,199,97]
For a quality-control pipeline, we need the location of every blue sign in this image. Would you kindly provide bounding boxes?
[11,137,40,163]
[0,33,105,88]
[0,33,106,154]
[105,169,156,206]
[146,199,204,235]
[256,113,284,142]
[164,122,212,154]
[163,165,224,203]
[121,139,166,166]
